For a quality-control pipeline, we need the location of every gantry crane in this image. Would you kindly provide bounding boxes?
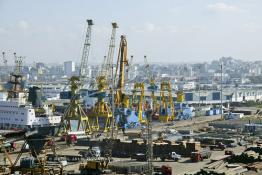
[89,75,113,132]
[159,81,175,122]
[132,82,146,123]
[144,56,158,111]
[79,19,93,82]
[58,76,91,134]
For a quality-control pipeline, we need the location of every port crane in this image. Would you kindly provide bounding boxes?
[144,56,158,112]
[79,19,93,82]
[132,82,146,123]
[159,81,175,122]
[114,35,129,108]
[102,22,118,83]
[58,76,91,134]
[112,35,131,133]
[88,23,118,133]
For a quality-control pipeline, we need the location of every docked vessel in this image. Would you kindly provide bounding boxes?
[0,68,61,135]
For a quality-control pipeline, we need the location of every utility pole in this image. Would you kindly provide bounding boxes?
[146,108,153,175]
[111,63,115,139]
[198,65,201,107]
[220,64,223,120]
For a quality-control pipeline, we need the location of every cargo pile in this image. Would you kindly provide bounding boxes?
[228,148,262,164]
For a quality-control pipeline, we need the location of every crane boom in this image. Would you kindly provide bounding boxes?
[105,22,118,79]
[115,35,129,107]
[79,19,93,79]
[115,35,128,90]
[144,55,153,82]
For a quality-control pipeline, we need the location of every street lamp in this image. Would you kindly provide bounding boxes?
[220,64,223,120]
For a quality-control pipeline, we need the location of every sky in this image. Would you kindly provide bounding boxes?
[0,0,262,64]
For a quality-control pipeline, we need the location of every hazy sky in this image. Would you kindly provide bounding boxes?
[0,0,262,64]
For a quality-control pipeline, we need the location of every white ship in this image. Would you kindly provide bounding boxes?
[0,72,61,133]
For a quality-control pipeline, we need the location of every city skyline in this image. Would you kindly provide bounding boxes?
[0,0,262,64]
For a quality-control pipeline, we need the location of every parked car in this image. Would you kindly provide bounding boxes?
[159,152,181,162]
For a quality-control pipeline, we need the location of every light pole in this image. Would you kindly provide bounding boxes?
[198,65,201,107]
[111,63,115,139]
[220,64,223,120]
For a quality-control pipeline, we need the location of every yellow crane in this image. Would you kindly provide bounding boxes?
[114,35,129,108]
[176,90,184,103]
[159,81,175,122]
[132,82,146,123]
[88,23,118,133]
[58,76,91,134]
[144,56,158,112]
[89,75,113,132]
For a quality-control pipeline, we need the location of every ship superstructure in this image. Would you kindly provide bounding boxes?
[0,57,61,130]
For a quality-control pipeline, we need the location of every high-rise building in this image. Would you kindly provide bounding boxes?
[64,61,75,77]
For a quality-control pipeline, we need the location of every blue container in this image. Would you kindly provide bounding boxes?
[60,91,72,99]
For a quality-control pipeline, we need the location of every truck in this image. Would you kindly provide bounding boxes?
[154,165,172,175]
[209,142,226,151]
[79,159,111,174]
[159,152,181,162]
[79,147,101,159]
[191,149,212,162]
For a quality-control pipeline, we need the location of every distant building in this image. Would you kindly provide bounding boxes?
[64,61,75,77]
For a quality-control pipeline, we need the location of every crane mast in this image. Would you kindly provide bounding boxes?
[79,19,93,81]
